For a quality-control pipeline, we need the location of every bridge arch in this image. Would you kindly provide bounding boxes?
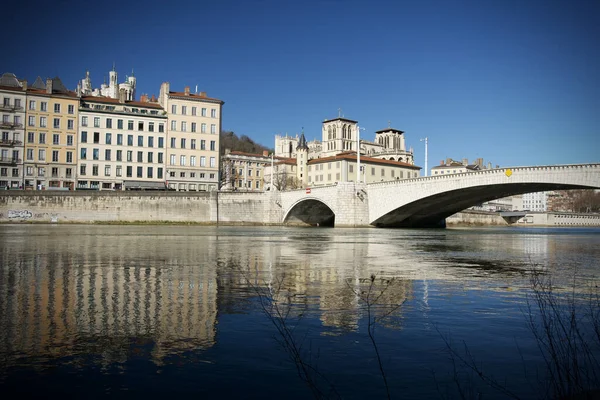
[283,197,336,227]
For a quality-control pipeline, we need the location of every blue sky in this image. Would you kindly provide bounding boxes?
[4,0,598,170]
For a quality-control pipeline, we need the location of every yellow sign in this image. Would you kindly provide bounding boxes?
[505,169,512,177]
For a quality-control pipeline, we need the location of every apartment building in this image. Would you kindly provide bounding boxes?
[221,150,271,191]
[24,77,78,190]
[77,95,167,190]
[0,73,26,189]
[159,83,223,191]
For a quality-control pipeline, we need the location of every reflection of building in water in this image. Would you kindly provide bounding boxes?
[0,233,217,366]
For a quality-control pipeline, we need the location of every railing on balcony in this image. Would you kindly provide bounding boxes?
[0,157,22,165]
[0,104,24,112]
[0,122,23,129]
[0,139,23,147]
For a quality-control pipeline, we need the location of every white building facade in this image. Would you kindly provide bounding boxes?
[0,73,26,189]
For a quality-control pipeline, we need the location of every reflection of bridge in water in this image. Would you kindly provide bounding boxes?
[280,163,600,227]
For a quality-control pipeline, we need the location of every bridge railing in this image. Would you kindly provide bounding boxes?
[366,163,600,187]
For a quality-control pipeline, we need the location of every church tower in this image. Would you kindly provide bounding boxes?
[321,116,358,158]
[296,131,309,187]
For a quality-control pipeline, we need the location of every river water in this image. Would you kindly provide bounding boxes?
[0,225,599,399]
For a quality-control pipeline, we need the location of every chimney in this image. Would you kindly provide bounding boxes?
[462,158,468,165]
[184,86,190,96]
[445,158,451,165]
[263,150,269,157]
[200,91,206,97]
[150,94,157,102]
[140,94,148,103]
[440,160,444,166]
[46,78,53,94]
[22,80,27,91]
[487,162,492,169]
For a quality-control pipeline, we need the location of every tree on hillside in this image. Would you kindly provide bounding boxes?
[220,131,272,155]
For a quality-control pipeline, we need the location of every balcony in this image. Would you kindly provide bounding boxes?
[0,121,23,130]
[0,139,23,147]
[0,157,22,165]
[0,104,24,112]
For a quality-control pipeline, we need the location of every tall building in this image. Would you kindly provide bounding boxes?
[522,191,548,212]
[77,95,167,190]
[221,150,271,191]
[0,73,26,189]
[76,66,136,101]
[159,83,223,191]
[24,77,79,190]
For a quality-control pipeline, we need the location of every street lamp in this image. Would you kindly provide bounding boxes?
[420,137,428,177]
[357,126,365,183]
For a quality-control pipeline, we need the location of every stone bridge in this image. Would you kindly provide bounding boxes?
[278,163,600,228]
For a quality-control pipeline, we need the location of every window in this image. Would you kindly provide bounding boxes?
[170,138,176,148]
[158,137,164,148]
[158,153,163,163]
[80,148,87,159]
[93,148,99,160]
[117,134,123,145]
[81,131,87,143]
[127,135,133,146]
[116,150,122,161]
[38,149,45,161]
[180,155,186,166]
[192,107,197,116]
[181,121,186,132]
[117,119,123,129]
[53,134,59,145]
[210,157,216,168]
[128,120,134,130]
[201,140,206,150]
[26,166,33,176]
[53,103,60,113]
[171,105,177,114]
[40,116,47,127]
[137,166,143,178]
[137,136,143,147]
[81,116,88,127]
[180,138,186,149]
[200,156,206,167]
[170,171,175,178]
[66,151,73,163]
[39,133,46,144]
[105,149,111,161]
[191,122,196,132]
[94,117,100,127]
[12,168,18,177]
[149,122,154,132]
[105,133,112,144]
[158,123,164,133]
[51,151,59,162]
[105,165,111,176]
[126,166,132,177]
[171,120,176,131]
[190,172,196,178]
[181,106,187,115]
[106,118,112,128]
[92,165,99,176]
[211,124,216,134]
[147,152,153,163]
[26,149,33,160]
[210,140,215,151]
[80,165,86,175]
[66,168,72,178]
[201,123,206,133]
[157,167,163,179]
[191,139,196,149]
[67,119,74,130]
[127,151,132,162]
[93,132,100,144]
[138,121,143,131]
[28,116,35,126]
[147,167,153,178]
[116,166,122,177]
[201,108,207,117]
[41,102,47,112]
[29,100,35,110]
[53,118,60,129]
[170,155,175,165]
[191,156,196,166]
[137,151,143,162]
[68,104,74,114]
[38,167,46,177]
[211,109,216,118]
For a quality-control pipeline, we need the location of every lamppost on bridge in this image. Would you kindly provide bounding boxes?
[357,125,365,183]
[420,137,429,177]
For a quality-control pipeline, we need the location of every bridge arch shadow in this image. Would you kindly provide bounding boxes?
[371,182,593,228]
[283,198,335,227]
